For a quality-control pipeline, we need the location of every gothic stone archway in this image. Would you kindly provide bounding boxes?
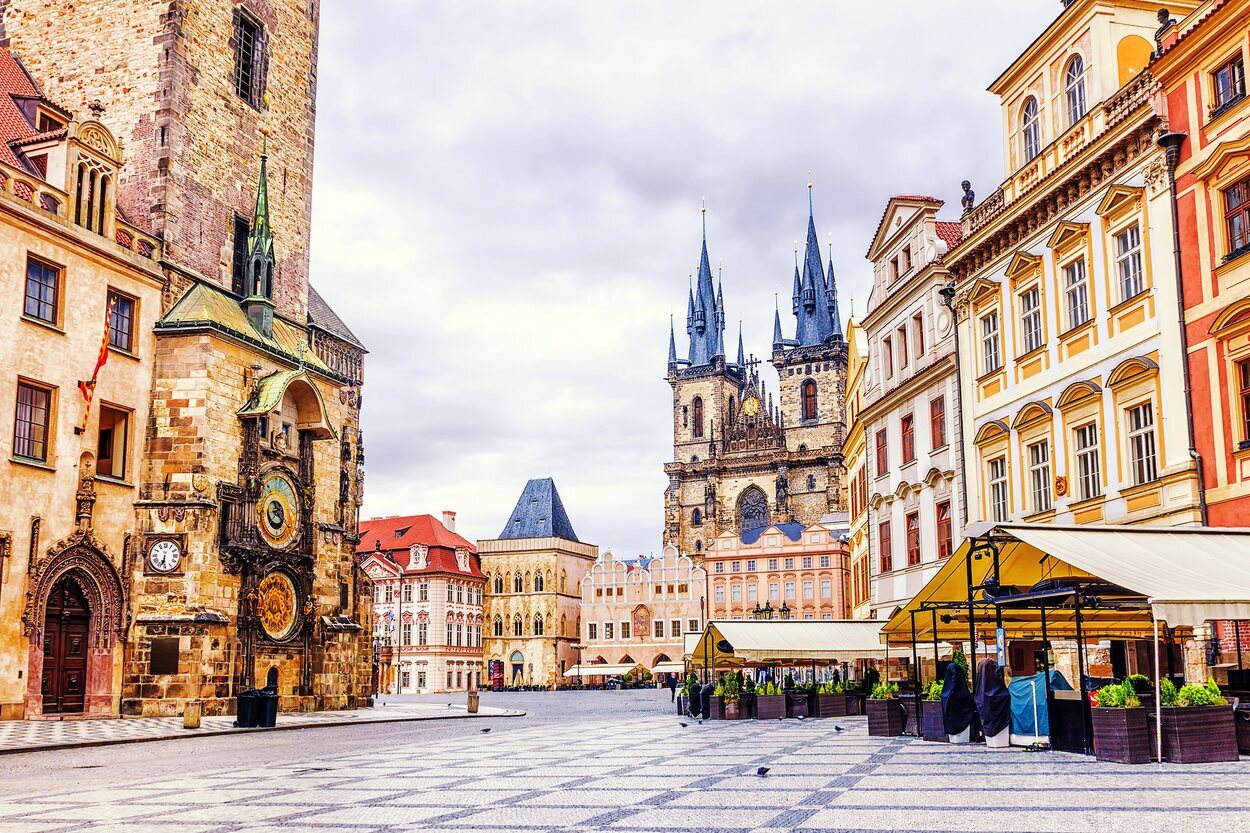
[24,541,126,716]
[737,486,769,533]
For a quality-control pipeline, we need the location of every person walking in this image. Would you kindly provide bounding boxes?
[666,673,678,702]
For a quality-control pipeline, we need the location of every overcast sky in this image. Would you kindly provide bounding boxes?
[308,1,1061,557]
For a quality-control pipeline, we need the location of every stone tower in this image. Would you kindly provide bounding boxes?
[0,0,318,319]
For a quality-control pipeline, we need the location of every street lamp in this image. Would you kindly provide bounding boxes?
[753,601,774,620]
[779,601,792,620]
[572,643,587,690]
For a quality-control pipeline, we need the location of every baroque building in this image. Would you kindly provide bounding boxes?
[0,0,370,718]
[950,0,1202,537]
[842,318,873,620]
[479,478,596,688]
[860,196,964,621]
[664,194,848,556]
[358,512,484,695]
[578,547,706,673]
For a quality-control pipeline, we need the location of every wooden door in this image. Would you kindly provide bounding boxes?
[41,578,90,714]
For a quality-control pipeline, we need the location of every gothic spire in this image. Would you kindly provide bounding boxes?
[687,203,721,366]
[792,182,837,347]
[243,130,276,337]
[736,320,745,367]
[668,316,678,367]
[772,295,784,349]
[827,241,843,340]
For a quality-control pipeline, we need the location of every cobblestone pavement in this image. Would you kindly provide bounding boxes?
[1,691,1248,832]
[0,701,521,754]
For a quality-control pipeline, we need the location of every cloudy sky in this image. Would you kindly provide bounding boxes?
[308,1,1060,556]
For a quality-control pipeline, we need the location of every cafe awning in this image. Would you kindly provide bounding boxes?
[693,619,889,665]
[652,661,685,674]
[882,522,1250,645]
[562,662,640,678]
[682,633,701,660]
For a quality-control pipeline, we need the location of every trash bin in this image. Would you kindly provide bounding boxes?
[235,689,260,728]
[256,689,279,728]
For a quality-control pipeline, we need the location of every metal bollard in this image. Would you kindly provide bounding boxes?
[183,700,203,729]
[467,689,479,714]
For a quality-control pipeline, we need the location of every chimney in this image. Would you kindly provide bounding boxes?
[442,510,457,533]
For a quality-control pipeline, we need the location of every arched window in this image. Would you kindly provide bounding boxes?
[513,573,523,593]
[738,486,769,532]
[695,540,703,552]
[807,474,816,491]
[560,570,567,593]
[533,615,544,635]
[493,573,503,594]
[533,572,545,592]
[493,616,503,637]
[729,396,736,424]
[1022,97,1041,160]
[802,380,818,421]
[692,508,702,526]
[692,397,705,438]
[1065,55,1087,125]
[513,615,524,636]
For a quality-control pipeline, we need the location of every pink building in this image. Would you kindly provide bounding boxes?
[358,512,485,694]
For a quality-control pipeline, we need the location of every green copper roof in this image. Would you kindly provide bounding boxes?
[238,369,303,416]
[157,281,335,376]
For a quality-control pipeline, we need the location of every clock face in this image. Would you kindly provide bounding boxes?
[257,470,301,550]
[742,396,761,417]
[147,539,181,573]
[257,571,299,641]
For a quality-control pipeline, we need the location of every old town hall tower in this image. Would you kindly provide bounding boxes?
[665,190,848,556]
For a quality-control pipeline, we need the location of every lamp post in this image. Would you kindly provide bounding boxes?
[753,601,774,620]
[572,643,586,690]
[780,601,792,621]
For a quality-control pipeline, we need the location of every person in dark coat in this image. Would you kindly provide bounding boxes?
[688,678,702,717]
[940,662,978,736]
[864,666,881,692]
[974,659,1012,738]
[666,673,678,702]
[700,681,715,718]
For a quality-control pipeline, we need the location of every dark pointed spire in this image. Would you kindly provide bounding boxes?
[827,241,843,340]
[243,129,276,337]
[772,294,784,348]
[688,202,720,366]
[793,181,837,346]
[668,316,678,367]
[736,320,745,366]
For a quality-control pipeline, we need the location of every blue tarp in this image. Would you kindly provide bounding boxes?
[1008,670,1072,736]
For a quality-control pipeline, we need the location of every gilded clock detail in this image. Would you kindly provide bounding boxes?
[257,571,299,641]
[257,470,301,550]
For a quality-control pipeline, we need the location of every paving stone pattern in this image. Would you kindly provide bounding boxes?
[2,712,1249,832]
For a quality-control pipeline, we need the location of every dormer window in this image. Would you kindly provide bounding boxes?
[1065,55,1087,125]
[1022,97,1041,160]
[36,112,63,132]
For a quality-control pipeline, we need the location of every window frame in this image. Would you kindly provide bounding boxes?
[988,456,1009,522]
[801,379,818,422]
[1073,422,1102,502]
[874,428,888,478]
[1240,359,1250,443]
[1065,54,1087,126]
[1125,401,1159,487]
[691,396,705,438]
[95,402,131,481]
[930,396,947,449]
[878,520,892,573]
[980,310,1001,374]
[1022,96,1041,160]
[936,501,952,560]
[1020,286,1043,354]
[1223,175,1250,260]
[14,379,54,463]
[905,511,920,567]
[1211,53,1246,117]
[1027,440,1052,514]
[900,412,916,464]
[1063,258,1091,331]
[23,256,62,327]
[1114,224,1144,303]
[231,9,268,109]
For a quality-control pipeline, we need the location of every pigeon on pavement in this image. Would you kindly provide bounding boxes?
[756,767,770,776]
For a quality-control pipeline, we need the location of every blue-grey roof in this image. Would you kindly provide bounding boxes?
[499,478,579,541]
[740,522,805,546]
[789,189,842,348]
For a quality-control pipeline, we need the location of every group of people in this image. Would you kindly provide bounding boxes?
[941,658,1012,740]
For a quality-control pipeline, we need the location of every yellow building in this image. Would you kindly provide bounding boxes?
[843,318,873,620]
[0,65,162,718]
[950,0,1202,531]
[479,479,597,688]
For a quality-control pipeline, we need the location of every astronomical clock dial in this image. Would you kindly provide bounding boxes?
[147,538,182,573]
[257,470,301,550]
[742,395,761,417]
[257,571,299,642]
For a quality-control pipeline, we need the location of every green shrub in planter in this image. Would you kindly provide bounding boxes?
[925,680,943,701]
[870,681,899,700]
[1175,679,1227,707]
[1094,681,1141,709]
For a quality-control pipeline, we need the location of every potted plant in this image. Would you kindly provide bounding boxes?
[1091,680,1149,764]
[755,680,786,720]
[867,681,904,736]
[722,674,741,720]
[1158,679,1239,763]
[708,679,726,720]
[787,680,811,719]
[843,680,864,715]
[920,680,947,742]
[813,680,847,718]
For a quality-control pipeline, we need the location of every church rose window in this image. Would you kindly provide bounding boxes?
[738,487,768,532]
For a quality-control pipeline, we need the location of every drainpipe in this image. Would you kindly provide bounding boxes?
[1157,131,1208,525]
[939,282,970,528]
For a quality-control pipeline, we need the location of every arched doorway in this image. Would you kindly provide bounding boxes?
[510,650,524,686]
[41,578,91,714]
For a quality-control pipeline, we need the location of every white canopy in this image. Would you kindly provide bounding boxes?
[652,661,685,674]
[693,619,889,664]
[1003,523,1250,628]
[562,662,640,678]
[682,633,701,660]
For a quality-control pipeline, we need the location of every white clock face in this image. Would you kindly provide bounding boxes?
[148,539,181,573]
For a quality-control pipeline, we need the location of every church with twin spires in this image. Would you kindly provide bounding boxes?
[664,187,849,556]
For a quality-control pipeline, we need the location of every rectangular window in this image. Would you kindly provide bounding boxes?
[783,557,794,570]
[784,581,795,599]
[930,396,946,449]
[1224,175,1250,257]
[878,520,892,573]
[890,257,899,280]
[802,556,812,569]
[913,312,924,356]
[768,582,779,601]
[446,623,453,645]
[402,583,412,602]
[446,585,454,602]
[457,585,464,604]
[96,404,129,480]
[401,622,412,646]
[820,579,831,597]
[884,337,894,378]
[746,559,756,571]
[418,623,428,645]
[1064,259,1090,329]
[714,562,724,574]
[1020,287,1043,353]
[767,558,778,571]
[819,555,830,568]
[588,623,597,640]
[419,582,429,602]
[875,429,888,476]
[233,12,264,106]
[232,214,250,296]
[1212,55,1246,114]
[898,325,909,368]
[107,290,136,353]
[746,584,757,602]
[1241,360,1250,441]
[1115,225,1144,302]
[730,560,740,573]
[988,456,1009,522]
[936,501,952,560]
[902,244,912,271]
[688,619,699,634]
[731,584,741,602]
[1127,403,1159,486]
[384,585,393,603]
[981,311,1001,373]
[671,619,681,637]
[901,413,915,463]
[149,637,180,675]
[1028,441,1052,513]
[906,511,920,566]
[1075,422,1102,501]
[653,620,664,639]
[802,580,813,599]
[714,585,724,603]
[24,257,60,324]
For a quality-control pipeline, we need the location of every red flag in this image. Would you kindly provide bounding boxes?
[79,295,116,430]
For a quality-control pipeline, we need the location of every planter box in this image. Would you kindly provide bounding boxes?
[1236,708,1250,754]
[920,700,947,742]
[844,693,864,715]
[756,694,786,720]
[676,695,685,716]
[740,692,757,719]
[724,699,741,720]
[707,696,725,721]
[1091,707,1151,764]
[813,693,847,718]
[1160,706,1239,763]
[866,698,905,737]
[897,693,920,736]
[786,693,809,719]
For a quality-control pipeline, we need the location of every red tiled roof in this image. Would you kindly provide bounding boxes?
[891,194,943,203]
[935,221,963,252]
[0,50,43,168]
[357,514,483,578]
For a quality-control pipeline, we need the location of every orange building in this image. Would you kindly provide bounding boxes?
[1154,0,1250,662]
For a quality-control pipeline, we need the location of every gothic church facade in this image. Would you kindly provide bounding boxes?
[664,191,848,555]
